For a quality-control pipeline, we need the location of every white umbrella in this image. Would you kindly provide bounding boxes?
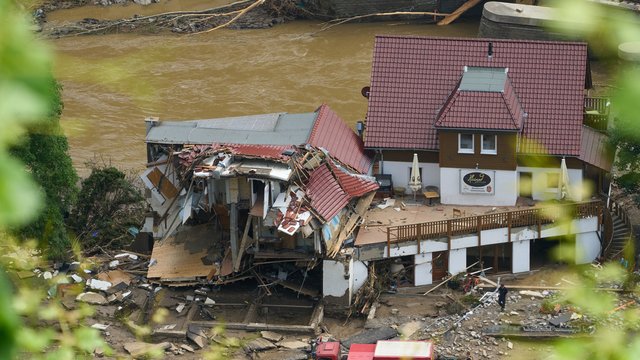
[409,153,422,201]
[559,157,572,201]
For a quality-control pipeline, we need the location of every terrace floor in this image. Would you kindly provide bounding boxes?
[354,197,540,246]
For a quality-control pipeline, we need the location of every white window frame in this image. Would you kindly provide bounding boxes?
[458,133,474,154]
[481,134,497,155]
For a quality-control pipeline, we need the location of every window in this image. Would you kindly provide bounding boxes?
[458,133,474,154]
[547,173,559,189]
[481,135,497,155]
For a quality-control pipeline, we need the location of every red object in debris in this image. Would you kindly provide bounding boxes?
[316,341,341,360]
[346,343,377,360]
[371,340,434,360]
[316,340,434,360]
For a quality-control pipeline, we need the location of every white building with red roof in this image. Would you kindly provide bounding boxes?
[365,36,612,207]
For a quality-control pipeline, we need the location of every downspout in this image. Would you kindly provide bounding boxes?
[379,149,384,174]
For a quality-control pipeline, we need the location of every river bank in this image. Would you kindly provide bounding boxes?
[38,0,477,37]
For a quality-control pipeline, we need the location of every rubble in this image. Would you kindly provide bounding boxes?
[261,331,284,342]
[245,337,277,352]
[123,342,172,358]
[276,339,309,350]
[76,292,107,305]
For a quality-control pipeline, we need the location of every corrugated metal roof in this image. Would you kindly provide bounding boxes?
[366,36,587,156]
[579,126,613,171]
[146,112,316,146]
[306,164,350,221]
[308,105,372,174]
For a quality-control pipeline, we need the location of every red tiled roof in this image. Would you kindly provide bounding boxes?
[579,126,613,171]
[435,81,524,130]
[330,162,379,198]
[366,36,587,155]
[308,104,372,174]
[306,164,350,221]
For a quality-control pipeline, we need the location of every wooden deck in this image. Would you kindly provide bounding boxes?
[355,201,602,256]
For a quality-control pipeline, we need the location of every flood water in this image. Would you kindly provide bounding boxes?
[49,3,480,175]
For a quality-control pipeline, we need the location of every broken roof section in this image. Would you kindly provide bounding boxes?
[146,104,372,173]
[142,105,379,284]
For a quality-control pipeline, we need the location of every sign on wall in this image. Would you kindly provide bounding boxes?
[460,170,495,195]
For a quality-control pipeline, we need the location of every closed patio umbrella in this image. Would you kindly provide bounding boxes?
[409,153,422,201]
[559,157,572,201]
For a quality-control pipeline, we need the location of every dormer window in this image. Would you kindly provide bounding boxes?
[481,135,497,155]
[458,133,474,154]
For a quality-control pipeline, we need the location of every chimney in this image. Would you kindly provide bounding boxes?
[145,116,159,135]
[488,42,493,59]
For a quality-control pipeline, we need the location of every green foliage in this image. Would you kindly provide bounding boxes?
[616,172,640,193]
[460,293,480,307]
[11,81,79,261]
[0,1,110,358]
[69,164,144,253]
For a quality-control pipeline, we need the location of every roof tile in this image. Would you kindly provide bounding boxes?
[306,164,350,221]
[309,105,372,173]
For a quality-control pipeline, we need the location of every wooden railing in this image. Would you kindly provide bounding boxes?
[385,201,602,257]
[584,97,610,132]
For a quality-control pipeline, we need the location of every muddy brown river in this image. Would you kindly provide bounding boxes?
[49,4,480,175]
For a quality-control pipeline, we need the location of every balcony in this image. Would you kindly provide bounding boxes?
[584,97,610,132]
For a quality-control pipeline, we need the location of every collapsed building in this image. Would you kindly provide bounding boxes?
[140,104,378,305]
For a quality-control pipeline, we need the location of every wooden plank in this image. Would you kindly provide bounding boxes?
[423,261,479,295]
[147,232,217,281]
[147,167,179,199]
[234,215,253,272]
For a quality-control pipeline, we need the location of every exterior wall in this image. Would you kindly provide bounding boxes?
[352,260,369,296]
[440,168,518,206]
[323,260,350,306]
[512,239,531,273]
[449,248,467,275]
[381,160,440,194]
[439,131,517,171]
[516,166,584,201]
[414,253,433,286]
[323,259,369,306]
[372,217,600,262]
[576,232,601,264]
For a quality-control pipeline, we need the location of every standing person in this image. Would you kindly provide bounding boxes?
[465,351,473,360]
[498,284,508,311]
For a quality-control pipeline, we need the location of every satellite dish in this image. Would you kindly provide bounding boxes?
[361,86,371,98]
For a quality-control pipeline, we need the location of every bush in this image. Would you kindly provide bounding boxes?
[616,172,640,193]
[69,164,145,254]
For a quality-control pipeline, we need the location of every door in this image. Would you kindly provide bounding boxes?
[519,172,533,198]
[432,251,448,281]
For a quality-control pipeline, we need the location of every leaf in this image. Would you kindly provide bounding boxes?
[0,152,43,227]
